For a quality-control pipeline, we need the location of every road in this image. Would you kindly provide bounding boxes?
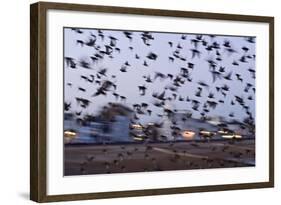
[64,139,255,176]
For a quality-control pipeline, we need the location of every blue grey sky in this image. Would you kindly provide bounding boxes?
[64,27,255,124]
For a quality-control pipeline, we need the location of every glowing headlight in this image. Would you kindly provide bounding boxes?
[64,130,77,137]
[181,130,195,139]
[222,134,242,139]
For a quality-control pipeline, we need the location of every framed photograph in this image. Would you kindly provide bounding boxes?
[30,1,274,202]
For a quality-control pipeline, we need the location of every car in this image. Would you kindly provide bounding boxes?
[199,130,215,140]
[181,130,196,140]
[64,129,77,143]
[222,134,242,140]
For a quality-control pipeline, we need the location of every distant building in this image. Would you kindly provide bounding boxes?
[161,114,174,141]
[226,122,254,137]
[63,103,134,144]
[108,115,132,142]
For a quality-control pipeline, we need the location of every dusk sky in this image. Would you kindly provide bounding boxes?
[64,27,256,124]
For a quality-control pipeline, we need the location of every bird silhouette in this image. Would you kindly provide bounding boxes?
[65,57,76,68]
[79,59,91,69]
[143,60,149,67]
[190,49,201,58]
[72,28,83,34]
[76,40,84,46]
[138,85,147,96]
[64,102,71,111]
[120,66,127,72]
[78,87,86,92]
[210,70,222,82]
[245,36,255,43]
[147,52,158,60]
[224,72,232,80]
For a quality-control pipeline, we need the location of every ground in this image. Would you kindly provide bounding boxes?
[64,139,255,176]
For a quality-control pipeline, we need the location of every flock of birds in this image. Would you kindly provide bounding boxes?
[64,27,256,130]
